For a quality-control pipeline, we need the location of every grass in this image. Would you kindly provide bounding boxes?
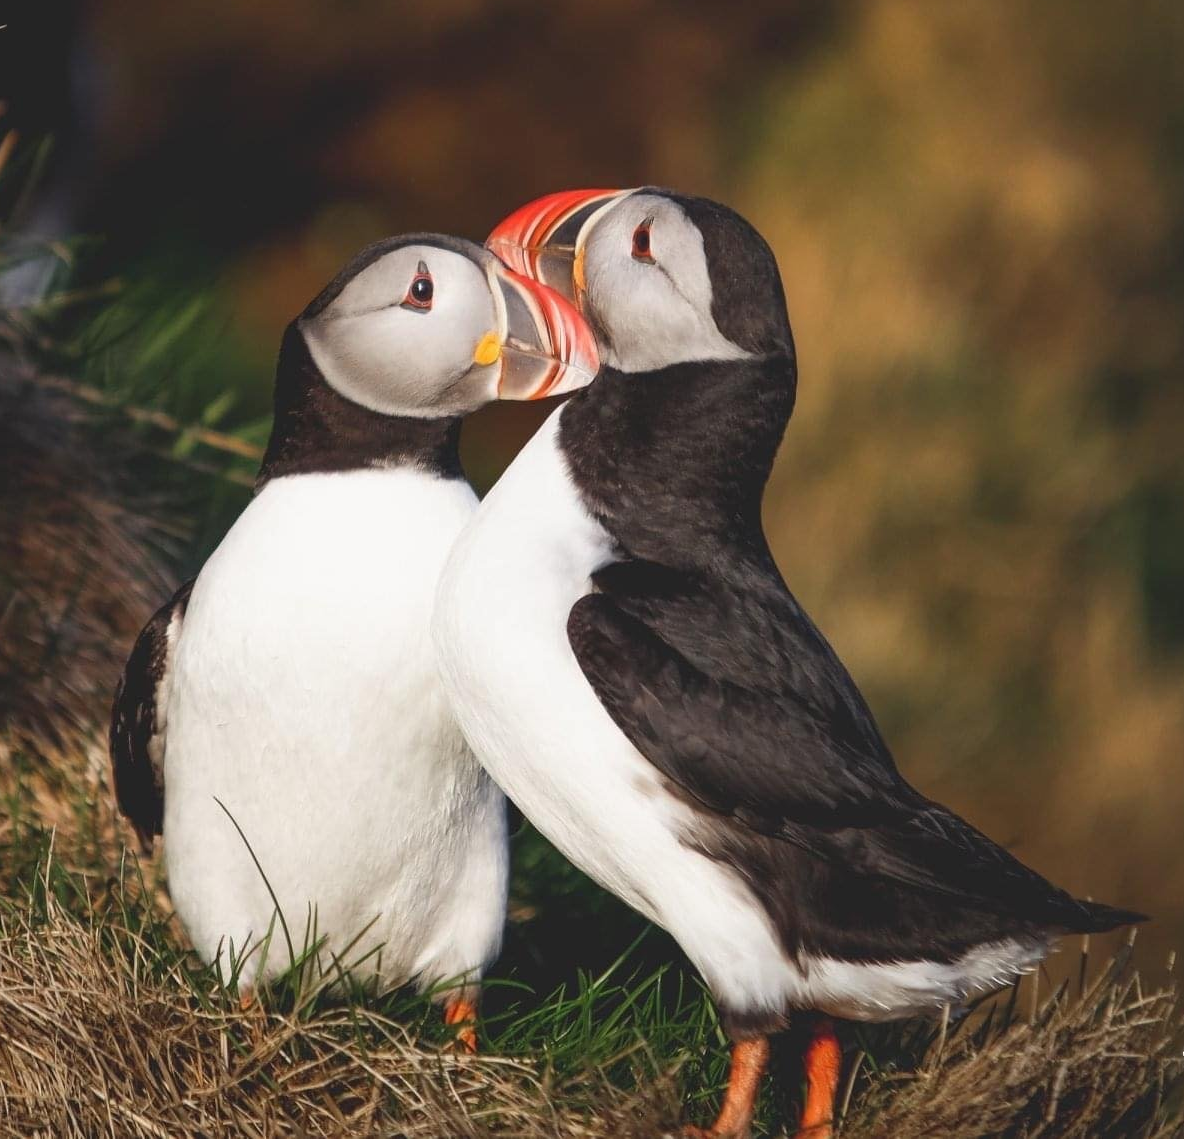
[0,729,1180,1139]
[0,762,691,1137]
[0,872,680,1137]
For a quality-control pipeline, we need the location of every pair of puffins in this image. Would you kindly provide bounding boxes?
[112,189,1141,1138]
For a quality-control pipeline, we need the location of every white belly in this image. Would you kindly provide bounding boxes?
[434,411,1046,1023]
[164,469,507,996]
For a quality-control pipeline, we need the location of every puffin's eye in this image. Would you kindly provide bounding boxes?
[403,262,434,310]
[631,219,655,263]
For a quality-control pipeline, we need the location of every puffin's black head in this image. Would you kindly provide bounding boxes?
[293,233,599,416]
[487,189,793,374]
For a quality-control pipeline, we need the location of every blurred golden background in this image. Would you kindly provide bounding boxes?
[2,0,1181,981]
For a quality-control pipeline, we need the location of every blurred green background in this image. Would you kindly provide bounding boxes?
[1,0,1181,990]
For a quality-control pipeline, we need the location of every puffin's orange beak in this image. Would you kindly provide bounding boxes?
[489,262,600,400]
[487,189,627,305]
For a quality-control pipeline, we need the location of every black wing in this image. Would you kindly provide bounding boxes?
[569,576,1143,930]
[109,580,194,852]
[569,589,911,832]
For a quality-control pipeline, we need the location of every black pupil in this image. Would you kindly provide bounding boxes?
[634,227,650,255]
[411,276,433,303]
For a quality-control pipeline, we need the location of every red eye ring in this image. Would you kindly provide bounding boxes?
[403,264,434,310]
[631,219,654,262]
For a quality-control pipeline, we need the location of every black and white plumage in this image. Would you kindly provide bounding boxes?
[436,190,1143,1109]
[110,579,193,849]
[559,359,1140,1001]
[110,234,598,1008]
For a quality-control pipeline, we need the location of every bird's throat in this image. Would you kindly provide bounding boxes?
[257,325,463,488]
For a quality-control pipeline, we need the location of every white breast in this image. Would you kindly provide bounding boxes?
[164,468,507,997]
[434,412,1049,1024]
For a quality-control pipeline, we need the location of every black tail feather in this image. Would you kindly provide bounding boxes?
[1065,899,1148,934]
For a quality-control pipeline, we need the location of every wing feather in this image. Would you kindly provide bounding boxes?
[108,580,193,851]
[567,582,1142,929]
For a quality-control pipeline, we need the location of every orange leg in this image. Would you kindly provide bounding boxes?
[443,994,479,1055]
[796,1017,841,1138]
[684,1035,770,1138]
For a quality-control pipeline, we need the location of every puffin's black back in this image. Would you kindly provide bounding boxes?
[558,210,1143,978]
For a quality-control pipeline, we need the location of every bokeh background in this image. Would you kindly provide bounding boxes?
[2,0,1182,992]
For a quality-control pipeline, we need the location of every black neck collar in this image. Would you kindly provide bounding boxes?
[256,325,464,490]
[559,353,796,565]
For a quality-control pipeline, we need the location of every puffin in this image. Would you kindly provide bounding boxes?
[109,234,598,1047]
[433,191,1144,1129]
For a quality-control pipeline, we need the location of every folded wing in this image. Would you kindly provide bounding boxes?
[109,580,193,852]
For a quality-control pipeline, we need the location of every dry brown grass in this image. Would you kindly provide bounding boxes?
[0,723,1177,1137]
[0,871,1179,1139]
[0,732,688,1139]
[0,887,682,1138]
[840,954,1182,1139]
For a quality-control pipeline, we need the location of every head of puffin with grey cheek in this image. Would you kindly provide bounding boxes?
[295,234,601,418]
[485,189,795,376]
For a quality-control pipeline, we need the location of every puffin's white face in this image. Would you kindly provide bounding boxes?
[487,190,765,375]
[576,194,751,373]
[300,240,599,417]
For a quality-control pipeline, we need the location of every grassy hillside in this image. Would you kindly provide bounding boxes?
[0,731,1179,1137]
